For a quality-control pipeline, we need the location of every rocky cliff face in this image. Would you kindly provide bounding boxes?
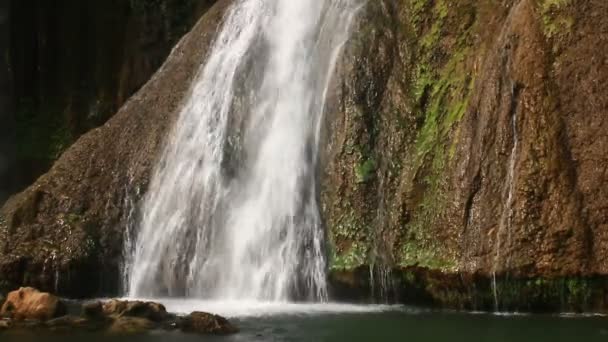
[0,1,14,203]
[0,0,231,297]
[1,0,606,311]
[4,0,215,200]
[324,0,608,311]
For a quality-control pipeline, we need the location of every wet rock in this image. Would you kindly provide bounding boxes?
[0,319,10,330]
[0,296,238,335]
[82,301,104,320]
[0,287,67,321]
[102,299,169,322]
[0,0,234,298]
[108,316,155,334]
[45,315,91,332]
[181,311,238,335]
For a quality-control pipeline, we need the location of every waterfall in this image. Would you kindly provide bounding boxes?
[127,0,362,302]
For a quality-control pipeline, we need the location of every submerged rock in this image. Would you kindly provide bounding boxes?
[108,316,155,335]
[45,315,93,333]
[181,311,238,335]
[0,287,67,321]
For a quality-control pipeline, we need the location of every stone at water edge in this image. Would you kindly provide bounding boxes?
[108,316,156,334]
[181,311,238,335]
[82,301,105,320]
[102,299,170,322]
[45,315,92,332]
[0,287,67,321]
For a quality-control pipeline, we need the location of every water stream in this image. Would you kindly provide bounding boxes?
[126,0,363,301]
[492,81,520,311]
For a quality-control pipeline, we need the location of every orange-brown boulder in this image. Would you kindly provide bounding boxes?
[0,287,67,321]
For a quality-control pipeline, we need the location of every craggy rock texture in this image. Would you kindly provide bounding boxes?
[5,0,216,199]
[181,312,239,335]
[102,299,169,322]
[0,294,237,335]
[1,0,607,312]
[0,287,66,321]
[0,0,233,297]
[324,0,608,311]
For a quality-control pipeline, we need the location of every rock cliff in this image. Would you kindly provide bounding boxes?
[324,0,608,311]
[4,0,215,200]
[1,0,606,312]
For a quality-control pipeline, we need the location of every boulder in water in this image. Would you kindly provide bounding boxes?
[180,311,238,335]
[0,287,67,321]
[102,299,169,322]
[82,301,105,320]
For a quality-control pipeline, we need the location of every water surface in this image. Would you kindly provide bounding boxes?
[1,302,606,342]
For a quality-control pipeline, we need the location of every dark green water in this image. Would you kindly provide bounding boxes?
[1,308,607,342]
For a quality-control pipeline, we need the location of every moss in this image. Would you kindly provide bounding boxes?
[540,0,574,39]
[389,268,606,311]
[398,9,475,271]
[329,203,371,271]
[15,98,73,162]
[420,0,448,49]
[355,158,376,184]
[330,241,368,271]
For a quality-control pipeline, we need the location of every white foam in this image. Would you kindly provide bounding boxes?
[126,298,400,318]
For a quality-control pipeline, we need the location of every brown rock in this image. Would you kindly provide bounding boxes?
[0,0,234,298]
[181,311,238,335]
[0,287,67,321]
[82,301,104,320]
[102,299,168,322]
[45,315,92,332]
[108,316,155,335]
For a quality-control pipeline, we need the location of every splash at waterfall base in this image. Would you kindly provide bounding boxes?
[0,0,607,314]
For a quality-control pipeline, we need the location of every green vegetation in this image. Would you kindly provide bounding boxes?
[392,268,602,311]
[355,158,376,184]
[540,0,574,39]
[15,98,73,162]
[396,0,476,271]
[330,241,367,271]
[330,208,369,271]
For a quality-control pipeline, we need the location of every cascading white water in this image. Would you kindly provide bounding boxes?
[126,0,363,302]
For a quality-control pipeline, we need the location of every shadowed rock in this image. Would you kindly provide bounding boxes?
[181,311,238,335]
[82,301,104,320]
[108,316,155,335]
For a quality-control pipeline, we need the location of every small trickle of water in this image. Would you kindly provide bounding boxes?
[492,82,520,311]
[127,0,364,301]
